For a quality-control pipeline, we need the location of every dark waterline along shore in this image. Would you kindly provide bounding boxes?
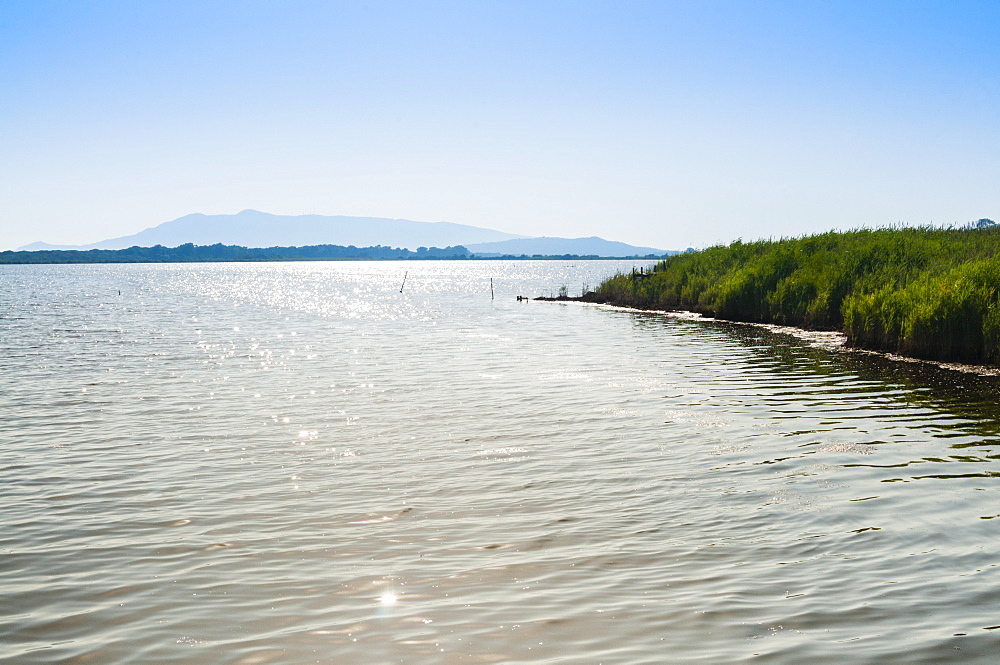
[561,225,1000,367]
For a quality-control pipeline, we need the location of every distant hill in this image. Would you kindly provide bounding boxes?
[19,210,527,251]
[18,241,81,251]
[18,210,673,257]
[467,236,670,257]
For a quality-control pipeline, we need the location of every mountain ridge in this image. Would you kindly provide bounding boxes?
[18,210,670,257]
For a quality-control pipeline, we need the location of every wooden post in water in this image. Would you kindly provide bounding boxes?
[400,271,408,293]
[490,278,494,300]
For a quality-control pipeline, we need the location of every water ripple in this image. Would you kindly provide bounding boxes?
[1,262,998,664]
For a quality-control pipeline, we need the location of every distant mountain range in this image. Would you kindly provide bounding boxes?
[19,210,670,257]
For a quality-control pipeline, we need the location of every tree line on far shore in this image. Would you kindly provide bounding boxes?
[0,243,668,264]
[0,242,473,263]
[594,220,1000,365]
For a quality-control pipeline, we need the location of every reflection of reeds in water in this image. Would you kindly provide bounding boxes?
[596,225,1000,364]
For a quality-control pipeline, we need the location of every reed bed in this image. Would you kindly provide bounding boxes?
[595,225,1000,364]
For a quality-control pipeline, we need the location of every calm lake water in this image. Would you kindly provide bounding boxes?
[2,260,999,664]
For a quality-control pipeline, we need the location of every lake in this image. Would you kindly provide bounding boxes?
[1,260,998,664]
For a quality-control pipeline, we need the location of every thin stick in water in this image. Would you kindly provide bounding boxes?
[490,277,494,300]
[400,271,408,293]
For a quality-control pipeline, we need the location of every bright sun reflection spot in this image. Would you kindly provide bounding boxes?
[380,592,398,605]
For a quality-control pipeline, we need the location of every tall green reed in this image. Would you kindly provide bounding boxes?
[594,226,1000,364]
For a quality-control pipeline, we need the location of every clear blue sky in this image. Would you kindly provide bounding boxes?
[2,0,998,250]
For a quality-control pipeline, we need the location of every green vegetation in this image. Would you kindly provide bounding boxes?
[0,242,472,263]
[594,222,1000,364]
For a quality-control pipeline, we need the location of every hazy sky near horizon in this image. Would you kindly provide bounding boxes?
[3,0,999,251]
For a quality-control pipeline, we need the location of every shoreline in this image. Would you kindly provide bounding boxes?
[534,295,1000,377]
[588,227,1000,368]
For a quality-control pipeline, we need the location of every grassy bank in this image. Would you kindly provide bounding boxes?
[594,225,1000,365]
